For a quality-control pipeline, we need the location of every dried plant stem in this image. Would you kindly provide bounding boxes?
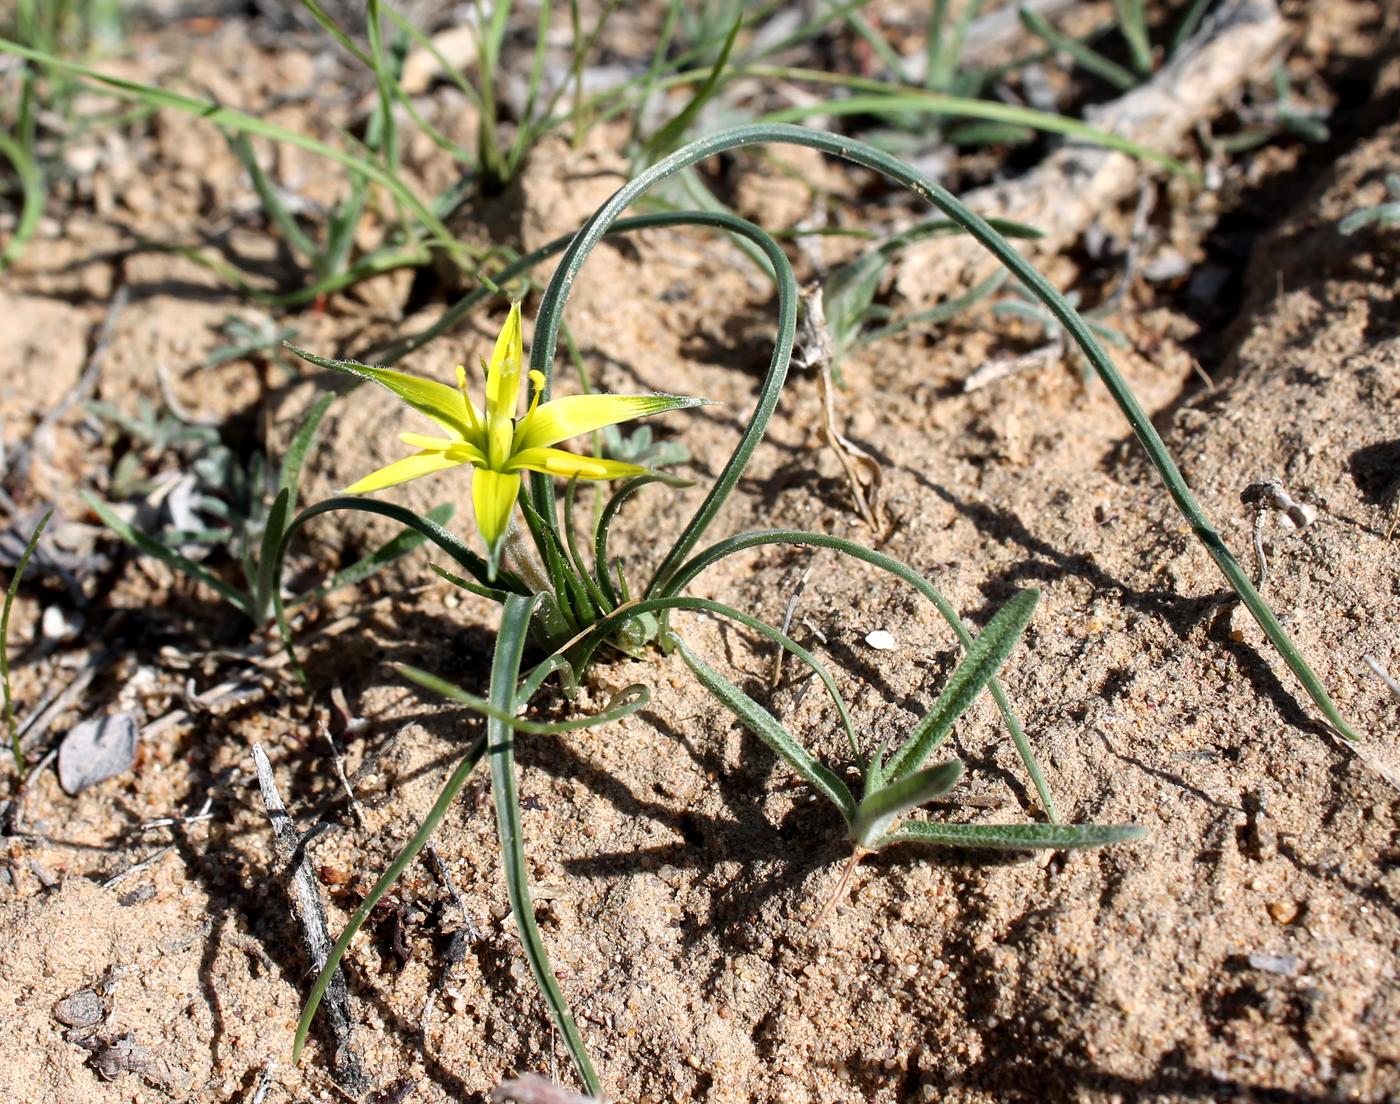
[813,848,868,927]
[253,743,367,1095]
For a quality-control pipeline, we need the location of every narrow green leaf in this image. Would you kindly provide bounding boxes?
[395,661,648,735]
[0,130,44,273]
[487,594,601,1094]
[427,559,513,605]
[1168,0,1214,56]
[883,589,1039,781]
[297,503,457,604]
[253,488,292,623]
[594,472,690,606]
[3,507,52,770]
[824,248,890,352]
[83,492,253,615]
[1113,0,1153,77]
[1018,7,1138,91]
[668,632,857,823]
[562,477,612,612]
[640,15,740,159]
[874,820,1146,851]
[272,496,527,683]
[226,132,318,262]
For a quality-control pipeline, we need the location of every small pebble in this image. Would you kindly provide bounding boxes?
[53,988,105,1028]
[41,605,84,644]
[865,629,897,651]
[57,713,140,795]
[1248,952,1300,977]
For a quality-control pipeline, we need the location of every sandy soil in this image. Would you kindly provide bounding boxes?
[1,4,1397,1103]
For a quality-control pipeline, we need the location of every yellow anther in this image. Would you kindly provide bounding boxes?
[526,370,547,416]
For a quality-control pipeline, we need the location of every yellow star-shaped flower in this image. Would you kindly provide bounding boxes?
[335,303,708,572]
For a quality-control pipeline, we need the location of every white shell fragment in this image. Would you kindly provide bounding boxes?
[57,713,140,795]
[41,605,84,644]
[864,629,897,651]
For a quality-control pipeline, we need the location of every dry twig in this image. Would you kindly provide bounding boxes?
[252,742,367,1094]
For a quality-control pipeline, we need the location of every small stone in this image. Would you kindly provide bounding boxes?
[53,988,106,1028]
[1266,899,1299,925]
[57,713,140,795]
[41,605,84,643]
[1247,953,1300,977]
[864,630,897,651]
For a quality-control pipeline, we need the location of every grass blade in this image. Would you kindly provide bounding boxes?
[487,593,601,1094]
[3,507,52,770]
[875,820,1146,850]
[640,16,740,160]
[83,491,253,615]
[253,488,292,623]
[1169,0,1214,56]
[668,631,857,822]
[226,132,319,262]
[0,130,44,273]
[1113,0,1154,77]
[1018,7,1138,91]
[882,589,1039,781]
[279,393,336,513]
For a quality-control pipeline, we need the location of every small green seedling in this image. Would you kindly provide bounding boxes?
[1340,173,1400,236]
[204,313,303,376]
[3,507,53,772]
[819,217,1037,376]
[993,280,1129,380]
[1020,0,1215,92]
[669,587,1143,914]
[1219,66,1330,154]
[85,393,451,627]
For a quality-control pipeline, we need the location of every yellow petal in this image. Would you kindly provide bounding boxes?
[345,450,464,494]
[399,432,461,451]
[506,446,647,481]
[326,360,480,440]
[400,432,486,468]
[484,303,524,466]
[513,393,710,453]
[471,467,522,553]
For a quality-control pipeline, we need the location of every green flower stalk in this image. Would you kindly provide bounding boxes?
[322,303,709,574]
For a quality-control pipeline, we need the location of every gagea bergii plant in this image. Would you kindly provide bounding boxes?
[279,124,1358,1098]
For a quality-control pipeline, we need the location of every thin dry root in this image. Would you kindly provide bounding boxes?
[817,360,884,533]
[812,848,868,927]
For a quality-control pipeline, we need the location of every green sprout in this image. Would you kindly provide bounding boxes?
[3,507,53,772]
[84,393,451,628]
[669,587,1142,877]
[1339,173,1400,235]
[992,280,1130,380]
